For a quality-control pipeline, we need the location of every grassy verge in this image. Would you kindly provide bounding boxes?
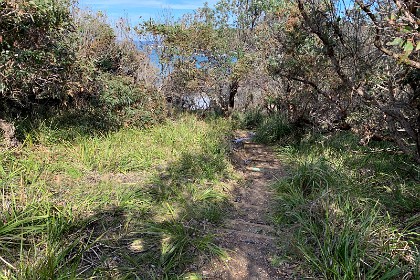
[271,131,420,279]
[0,115,234,279]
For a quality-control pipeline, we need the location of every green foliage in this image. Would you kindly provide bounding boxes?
[144,220,226,275]
[269,0,420,161]
[0,0,76,115]
[1,2,164,138]
[273,131,420,279]
[0,115,233,278]
[296,197,403,280]
[240,109,264,129]
[94,73,166,128]
[74,11,119,72]
[290,158,337,196]
[254,114,293,144]
[139,2,244,112]
[0,190,86,279]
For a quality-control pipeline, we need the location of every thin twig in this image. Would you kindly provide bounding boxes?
[0,255,16,270]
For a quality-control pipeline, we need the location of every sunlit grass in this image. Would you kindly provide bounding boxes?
[0,115,234,279]
[272,131,420,279]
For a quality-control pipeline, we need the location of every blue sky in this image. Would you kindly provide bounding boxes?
[77,0,219,25]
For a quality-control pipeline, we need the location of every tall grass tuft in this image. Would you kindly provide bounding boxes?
[245,109,264,128]
[273,131,419,279]
[144,220,227,276]
[254,114,293,144]
[290,158,338,196]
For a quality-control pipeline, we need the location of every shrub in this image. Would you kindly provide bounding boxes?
[0,0,76,116]
[242,109,264,129]
[1,3,164,144]
[94,74,166,128]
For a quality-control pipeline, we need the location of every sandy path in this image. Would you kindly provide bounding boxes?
[199,131,298,280]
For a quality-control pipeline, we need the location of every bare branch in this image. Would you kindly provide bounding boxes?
[296,0,353,85]
[356,0,420,69]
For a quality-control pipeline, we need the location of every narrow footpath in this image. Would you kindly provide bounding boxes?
[200,131,299,280]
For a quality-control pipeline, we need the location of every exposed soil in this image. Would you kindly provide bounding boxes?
[199,131,302,279]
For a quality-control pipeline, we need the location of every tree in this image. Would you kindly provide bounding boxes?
[138,0,286,113]
[0,0,76,145]
[268,0,420,162]
[356,0,419,69]
[355,0,420,160]
[139,3,240,113]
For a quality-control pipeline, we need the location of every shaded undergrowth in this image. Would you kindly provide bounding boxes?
[0,115,235,279]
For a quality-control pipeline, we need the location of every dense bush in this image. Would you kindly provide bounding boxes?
[95,73,166,128]
[267,0,420,161]
[0,1,166,144]
[141,0,420,162]
[0,0,77,116]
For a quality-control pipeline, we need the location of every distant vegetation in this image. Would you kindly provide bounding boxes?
[0,0,419,279]
[140,0,420,162]
[1,0,420,161]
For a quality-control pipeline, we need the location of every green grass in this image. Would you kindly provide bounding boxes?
[0,115,235,279]
[231,109,264,129]
[272,131,420,279]
[234,112,298,145]
[254,114,293,144]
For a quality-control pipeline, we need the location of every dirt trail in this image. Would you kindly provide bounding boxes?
[200,131,298,280]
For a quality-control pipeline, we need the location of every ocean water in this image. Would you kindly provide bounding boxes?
[136,41,235,110]
[135,41,225,70]
[135,41,160,66]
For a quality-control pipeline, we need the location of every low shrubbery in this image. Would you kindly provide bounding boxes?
[254,113,293,144]
[1,0,165,145]
[234,109,264,129]
[95,73,166,129]
[235,111,299,145]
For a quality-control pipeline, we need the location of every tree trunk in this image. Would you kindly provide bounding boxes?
[228,78,239,109]
[0,119,20,147]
